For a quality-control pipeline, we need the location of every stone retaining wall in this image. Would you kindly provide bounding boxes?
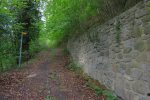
[68,1,150,100]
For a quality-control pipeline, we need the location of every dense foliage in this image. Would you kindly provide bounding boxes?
[43,0,142,46]
[0,0,42,72]
[0,0,142,72]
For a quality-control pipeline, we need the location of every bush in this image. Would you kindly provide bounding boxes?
[29,40,41,57]
[0,36,17,72]
[67,61,82,72]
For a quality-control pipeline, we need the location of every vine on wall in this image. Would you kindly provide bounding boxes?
[115,19,121,43]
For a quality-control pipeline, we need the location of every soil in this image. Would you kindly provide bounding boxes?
[0,49,104,100]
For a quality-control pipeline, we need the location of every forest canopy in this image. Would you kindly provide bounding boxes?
[43,0,142,46]
[0,0,42,71]
[0,0,142,72]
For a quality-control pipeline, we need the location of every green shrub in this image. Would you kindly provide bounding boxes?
[29,40,41,57]
[67,61,82,72]
[62,48,70,55]
[0,36,17,72]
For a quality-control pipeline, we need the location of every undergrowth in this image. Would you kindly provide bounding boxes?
[45,96,56,100]
[62,48,70,56]
[86,80,116,100]
[67,61,82,72]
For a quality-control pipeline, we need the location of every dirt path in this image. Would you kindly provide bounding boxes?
[0,49,101,100]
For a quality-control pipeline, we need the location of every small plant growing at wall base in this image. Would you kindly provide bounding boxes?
[86,80,116,100]
[45,95,57,100]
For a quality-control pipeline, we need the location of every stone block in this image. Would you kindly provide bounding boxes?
[132,51,140,59]
[144,23,150,35]
[133,25,144,38]
[124,90,132,100]
[124,39,135,48]
[142,34,150,40]
[122,58,132,63]
[146,38,150,51]
[141,63,150,72]
[125,79,132,90]
[136,53,147,62]
[126,61,139,77]
[124,90,141,100]
[115,87,125,99]
[103,76,114,89]
[118,63,126,74]
[117,53,123,59]
[125,68,132,75]
[112,47,121,53]
[124,48,132,54]
[132,80,149,95]
[139,96,150,100]
[131,68,143,79]
[147,52,150,61]
[135,7,147,18]
[114,74,126,98]
[134,39,146,52]
[141,72,150,83]
[112,63,119,73]
[96,70,103,83]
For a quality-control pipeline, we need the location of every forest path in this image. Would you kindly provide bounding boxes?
[0,49,101,100]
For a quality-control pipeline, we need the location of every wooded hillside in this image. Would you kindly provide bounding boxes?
[0,0,142,71]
